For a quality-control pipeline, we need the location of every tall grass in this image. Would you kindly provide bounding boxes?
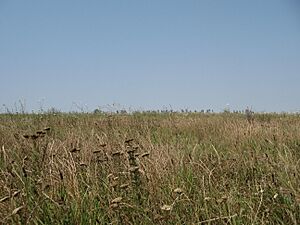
[0,112,299,224]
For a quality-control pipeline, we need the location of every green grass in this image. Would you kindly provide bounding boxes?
[0,112,299,224]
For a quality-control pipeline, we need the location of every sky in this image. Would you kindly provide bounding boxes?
[0,0,299,113]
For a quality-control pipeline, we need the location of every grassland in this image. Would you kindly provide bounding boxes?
[0,112,299,224]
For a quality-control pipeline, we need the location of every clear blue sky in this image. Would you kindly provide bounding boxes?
[0,0,299,112]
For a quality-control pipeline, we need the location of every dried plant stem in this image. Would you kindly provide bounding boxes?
[197,213,238,224]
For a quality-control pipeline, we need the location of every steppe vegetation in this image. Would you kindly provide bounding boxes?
[0,111,299,224]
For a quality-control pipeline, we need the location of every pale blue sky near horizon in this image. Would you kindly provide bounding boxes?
[0,0,299,112]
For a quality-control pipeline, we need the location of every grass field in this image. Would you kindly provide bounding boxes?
[0,112,299,224]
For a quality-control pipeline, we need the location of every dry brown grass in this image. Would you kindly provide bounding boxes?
[0,112,299,224]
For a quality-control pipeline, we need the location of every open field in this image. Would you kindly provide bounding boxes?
[0,112,299,224]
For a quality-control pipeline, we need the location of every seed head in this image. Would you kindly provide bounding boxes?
[129,166,139,173]
[161,204,172,211]
[0,196,9,203]
[70,148,80,153]
[120,183,129,189]
[36,130,46,135]
[124,138,134,144]
[111,197,122,204]
[173,188,183,195]
[112,151,121,156]
[141,152,150,157]
[11,206,24,215]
